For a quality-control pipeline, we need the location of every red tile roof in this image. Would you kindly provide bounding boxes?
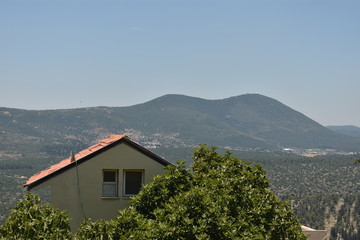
[24,134,128,188]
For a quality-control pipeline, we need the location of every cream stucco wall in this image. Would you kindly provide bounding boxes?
[30,142,168,231]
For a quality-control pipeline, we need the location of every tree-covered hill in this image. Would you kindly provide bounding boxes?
[1,94,360,153]
[327,125,360,139]
[123,94,360,151]
[1,93,360,239]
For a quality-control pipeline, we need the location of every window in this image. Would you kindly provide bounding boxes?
[102,170,118,197]
[123,170,144,197]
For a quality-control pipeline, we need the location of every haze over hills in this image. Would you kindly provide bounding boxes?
[327,125,360,139]
[1,93,359,153]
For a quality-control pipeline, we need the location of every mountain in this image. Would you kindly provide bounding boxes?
[2,93,360,236]
[117,94,360,151]
[327,125,360,139]
[1,94,360,154]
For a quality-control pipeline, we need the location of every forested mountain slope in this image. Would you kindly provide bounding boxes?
[327,125,360,139]
[1,94,359,153]
[1,93,360,239]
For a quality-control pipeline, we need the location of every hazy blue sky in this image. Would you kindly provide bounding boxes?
[1,0,359,126]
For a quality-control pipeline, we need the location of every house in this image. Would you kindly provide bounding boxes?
[24,134,327,238]
[24,134,171,230]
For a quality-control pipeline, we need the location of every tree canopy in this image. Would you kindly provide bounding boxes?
[0,192,71,240]
[78,145,306,239]
[1,145,306,239]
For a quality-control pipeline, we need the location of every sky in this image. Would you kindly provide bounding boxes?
[1,0,359,127]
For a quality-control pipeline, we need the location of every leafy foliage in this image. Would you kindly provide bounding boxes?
[75,218,116,240]
[78,145,306,239]
[1,148,359,239]
[0,192,71,240]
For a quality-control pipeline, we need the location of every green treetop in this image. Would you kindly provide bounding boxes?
[77,145,306,239]
[1,145,306,239]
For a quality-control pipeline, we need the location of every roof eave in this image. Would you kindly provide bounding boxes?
[24,136,172,191]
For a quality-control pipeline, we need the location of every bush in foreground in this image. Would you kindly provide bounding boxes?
[79,145,306,239]
[2,145,306,239]
[0,192,71,240]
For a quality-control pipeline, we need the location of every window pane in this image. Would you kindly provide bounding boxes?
[103,171,116,182]
[125,171,143,195]
[102,170,118,197]
[102,183,117,197]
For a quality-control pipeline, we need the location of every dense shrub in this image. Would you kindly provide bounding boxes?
[1,146,306,239]
[0,192,71,240]
[80,145,306,239]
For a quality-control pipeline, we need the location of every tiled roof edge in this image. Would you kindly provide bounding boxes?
[24,135,171,190]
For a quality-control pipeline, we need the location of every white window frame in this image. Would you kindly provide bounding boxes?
[102,169,118,198]
[123,169,144,197]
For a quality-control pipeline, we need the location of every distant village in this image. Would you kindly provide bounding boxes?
[124,128,359,158]
[281,147,359,157]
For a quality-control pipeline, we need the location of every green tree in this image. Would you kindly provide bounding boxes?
[75,218,116,240]
[0,192,72,240]
[79,145,306,239]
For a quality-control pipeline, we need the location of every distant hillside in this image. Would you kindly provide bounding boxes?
[1,94,360,154]
[327,125,360,138]
[2,94,360,238]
